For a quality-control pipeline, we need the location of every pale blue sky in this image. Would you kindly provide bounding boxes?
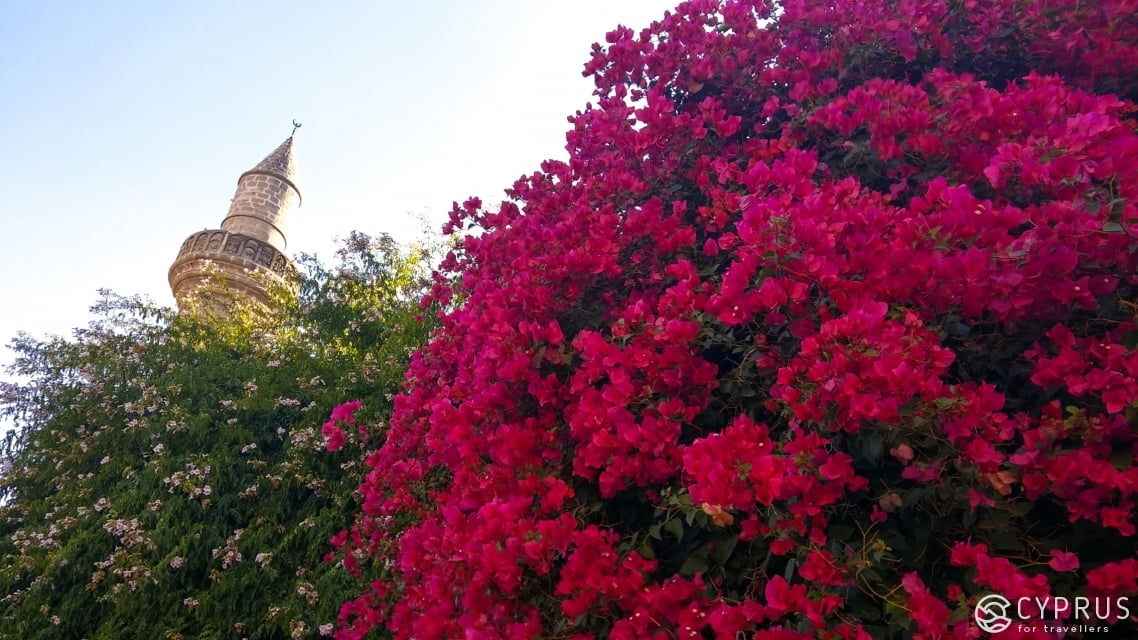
[0,0,675,354]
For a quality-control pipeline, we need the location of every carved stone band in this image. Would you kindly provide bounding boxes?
[174,229,295,277]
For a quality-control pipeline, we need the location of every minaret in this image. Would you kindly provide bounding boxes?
[169,131,302,313]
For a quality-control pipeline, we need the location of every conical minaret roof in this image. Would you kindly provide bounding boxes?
[239,136,300,203]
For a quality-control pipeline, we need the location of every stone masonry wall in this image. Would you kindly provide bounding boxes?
[219,172,299,252]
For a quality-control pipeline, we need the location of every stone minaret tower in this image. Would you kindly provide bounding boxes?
[169,135,301,312]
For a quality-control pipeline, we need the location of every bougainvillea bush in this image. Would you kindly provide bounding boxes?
[329,1,1138,638]
[0,233,437,640]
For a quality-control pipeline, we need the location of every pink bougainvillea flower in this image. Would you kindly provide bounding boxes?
[325,1,1138,637]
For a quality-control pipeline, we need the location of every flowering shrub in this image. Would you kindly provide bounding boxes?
[331,1,1138,638]
[0,233,438,639]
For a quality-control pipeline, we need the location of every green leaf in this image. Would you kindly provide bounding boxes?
[828,524,856,541]
[636,539,656,560]
[860,568,883,584]
[1010,501,1034,516]
[1111,450,1134,471]
[679,554,710,576]
[851,595,884,622]
[990,530,1024,552]
[783,557,797,582]
[710,535,739,565]
[856,432,885,466]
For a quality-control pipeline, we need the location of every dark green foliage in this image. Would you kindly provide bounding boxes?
[0,233,438,640]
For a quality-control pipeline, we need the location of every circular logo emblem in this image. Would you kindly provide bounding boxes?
[974,594,1014,634]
